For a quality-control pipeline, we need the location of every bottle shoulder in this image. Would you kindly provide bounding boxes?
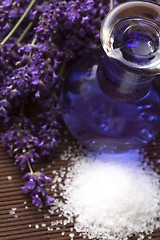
[63,49,160,109]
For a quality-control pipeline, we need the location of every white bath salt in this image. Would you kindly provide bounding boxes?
[63,219,70,225]
[9,207,17,215]
[28,224,31,228]
[41,223,46,227]
[48,209,54,215]
[9,210,14,215]
[47,227,53,231]
[52,170,57,175]
[51,185,56,191]
[138,234,145,240]
[44,214,50,219]
[54,219,63,225]
[12,208,17,211]
[35,224,39,229]
[52,150,160,240]
[60,145,78,161]
[7,176,12,180]
[61,231,65,235]
[69,233,75,239]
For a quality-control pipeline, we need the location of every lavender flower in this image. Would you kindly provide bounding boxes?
[22,171,54,207]
[37,100,61,159]
[1,114,39,170]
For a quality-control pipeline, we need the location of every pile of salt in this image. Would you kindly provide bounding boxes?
[51,150,160,240]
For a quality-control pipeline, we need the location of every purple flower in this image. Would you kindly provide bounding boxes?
[22,172,54,207]
[2,0,12,8]
[37,100,61,159]
[25,179,36,190]
[1,115,40,170]
[32,194,41,207]
[45,196,54,207]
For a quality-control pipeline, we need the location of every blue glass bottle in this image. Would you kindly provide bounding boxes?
[61,0,160,153]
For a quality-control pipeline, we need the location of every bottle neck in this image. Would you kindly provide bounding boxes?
[97,51,153,102]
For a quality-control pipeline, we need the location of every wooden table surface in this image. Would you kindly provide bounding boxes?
[0,127,160,240]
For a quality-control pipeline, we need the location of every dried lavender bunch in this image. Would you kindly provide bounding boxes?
[0,0,117,206]
[1,113,54,206]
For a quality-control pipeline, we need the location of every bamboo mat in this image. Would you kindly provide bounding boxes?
[0,129,160,240]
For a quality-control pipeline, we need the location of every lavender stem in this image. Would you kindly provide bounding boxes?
[1,0,36,46]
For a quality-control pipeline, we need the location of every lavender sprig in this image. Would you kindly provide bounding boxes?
[1,114,39,170]
[22,171,54,207]
[1,113,54,206]
[37,99,61,159]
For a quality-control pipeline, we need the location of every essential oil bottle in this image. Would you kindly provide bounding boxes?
[61,0,160,153]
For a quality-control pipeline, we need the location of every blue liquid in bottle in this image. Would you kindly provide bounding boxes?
[61,1,160,153]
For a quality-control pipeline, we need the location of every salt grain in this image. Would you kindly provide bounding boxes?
[69,233,75,239]
[41,223,46,227]
[52,170,57,175]
[9,207,17,215]
[51,150,160,240]
[51,220,60,226]
[48,209,54,215]
[12,208,17,211]
[7,176,12,180]
[35,224,39,229]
